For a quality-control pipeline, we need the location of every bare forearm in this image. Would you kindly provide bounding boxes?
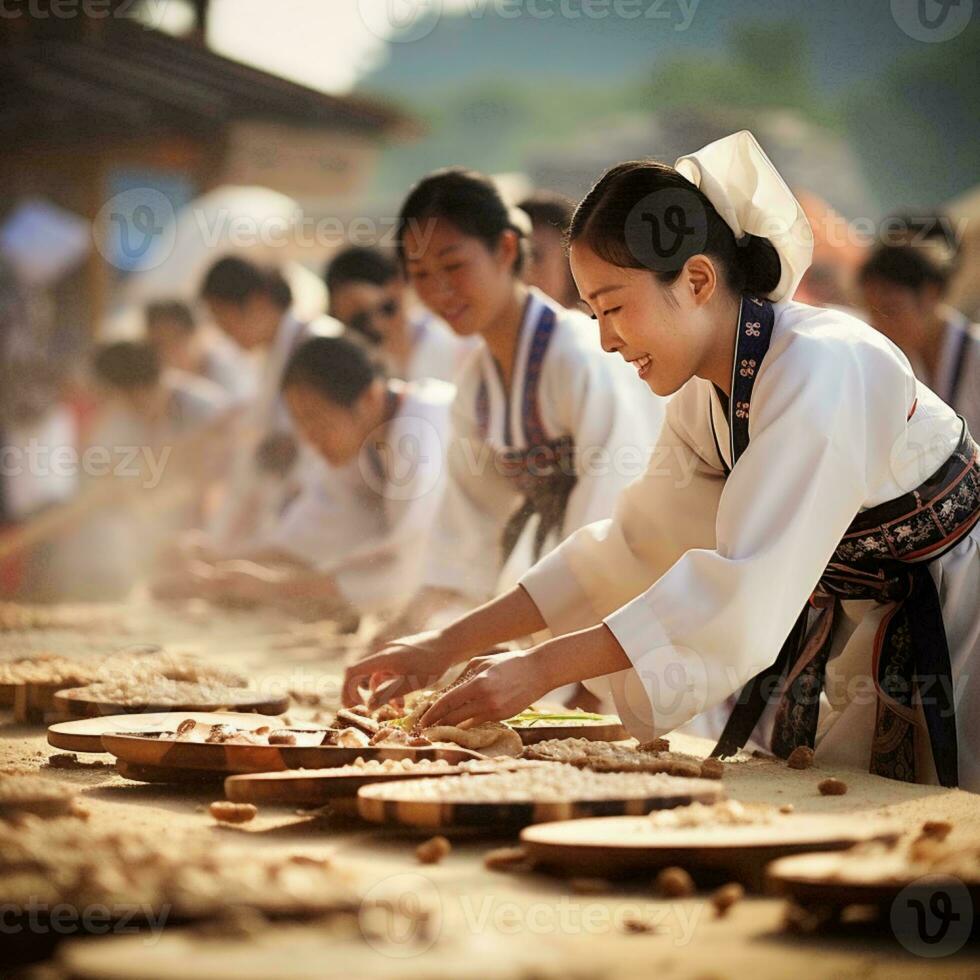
[537,623,631,690]
[440,585,547,662]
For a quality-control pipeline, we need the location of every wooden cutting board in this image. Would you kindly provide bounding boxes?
[53,687,289,719]
[512,718,629,745]
[767,850,980,908]
[47,712,288,753]
[104,733,485,777]
[521,815,900,888]
[357,777,724,830]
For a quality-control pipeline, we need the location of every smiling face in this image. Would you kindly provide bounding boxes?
[401,217,518,337]
[570,242,721,397]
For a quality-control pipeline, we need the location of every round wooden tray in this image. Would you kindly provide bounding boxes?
[521,814,900,883]
[357,777,725,829]
[53,687,289,719]
[767,850,980,907]
[47,712,288,753]
[103,733,484,776]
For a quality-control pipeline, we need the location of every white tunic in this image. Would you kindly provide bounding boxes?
[425,288,667,603]
[269,380,454,614]
[520,300,980,790]
[404,312,474,384]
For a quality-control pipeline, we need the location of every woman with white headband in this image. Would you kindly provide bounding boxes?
[346,133,980,790]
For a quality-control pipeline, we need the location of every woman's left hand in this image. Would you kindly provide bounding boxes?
[417,646,560,729]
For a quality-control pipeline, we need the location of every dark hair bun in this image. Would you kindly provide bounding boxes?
[735,234,782,297]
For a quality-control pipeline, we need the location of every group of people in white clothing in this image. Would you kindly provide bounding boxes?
[132,127,978,792]
[333,131,979,793]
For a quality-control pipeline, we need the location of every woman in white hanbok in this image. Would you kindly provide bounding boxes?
[381,168,665,636]
[346,133,980,791]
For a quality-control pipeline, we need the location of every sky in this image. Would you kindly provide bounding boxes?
[145,0,476,93]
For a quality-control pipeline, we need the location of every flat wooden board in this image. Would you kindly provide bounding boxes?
[521,815,900,882]
[47,712,287,753]
[767,850,980,908]
[225,764,476,805]
[104,733,484,776]
[52,687,289,719]
[357,778,724,829]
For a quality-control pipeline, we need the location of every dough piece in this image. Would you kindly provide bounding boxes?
[422,721,522,757]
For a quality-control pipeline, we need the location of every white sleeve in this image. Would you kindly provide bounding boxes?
[520,384,723,636]
[422,396,521,602]
[547,339,666,533]
[597,331,906,740]
[266,457,347,564]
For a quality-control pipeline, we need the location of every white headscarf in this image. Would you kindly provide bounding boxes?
[675,131,813,303]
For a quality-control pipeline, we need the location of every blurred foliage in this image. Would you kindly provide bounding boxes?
[839,25,980,208]
[366,15,978,213]
[638,23,840,128]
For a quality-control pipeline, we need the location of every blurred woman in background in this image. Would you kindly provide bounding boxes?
[374,167,665,651]
[860,240,979,436]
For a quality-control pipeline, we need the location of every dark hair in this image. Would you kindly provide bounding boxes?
[569,160,781,297]
[859,244,949,293]
[325,247,399,293]
[93,341,161,389]
[281,335,379,408]
[146,300,196,333]
[396,167,527,275]
[518,190,575,235]
[200,256,292,310]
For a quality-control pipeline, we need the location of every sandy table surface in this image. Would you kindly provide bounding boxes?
[1,600,978,979]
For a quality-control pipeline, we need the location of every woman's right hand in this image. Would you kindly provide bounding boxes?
[340,630,458,709]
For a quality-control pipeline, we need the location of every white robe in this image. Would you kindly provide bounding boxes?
[269,380,453,614]
[425,288,667,603]
[520,300,980,790]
